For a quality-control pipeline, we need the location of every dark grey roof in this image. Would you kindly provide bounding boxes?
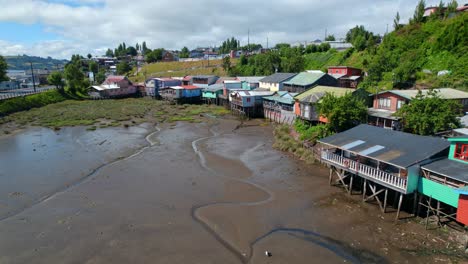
[422,159,468,184]
[259,73,297,84]
[318,124,450,168]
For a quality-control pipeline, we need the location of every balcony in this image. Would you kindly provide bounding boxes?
[321,150,407,192]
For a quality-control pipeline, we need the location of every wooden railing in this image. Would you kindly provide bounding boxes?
[321,150,407,191]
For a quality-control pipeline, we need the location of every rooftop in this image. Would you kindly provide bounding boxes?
[236,76,265,83]
[259,73,297,84]
[374,88,468,100]
[319,124,450,168]
[283,72,328,86]
[294,86,355,102]
[263,92,298,105]
[422,158,468,184]
[234,90,275,97]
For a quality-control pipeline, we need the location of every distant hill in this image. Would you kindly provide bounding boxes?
[5,55,68,71]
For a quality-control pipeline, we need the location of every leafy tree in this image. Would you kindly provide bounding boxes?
[96,69,106,84]
[116,61,132,75]
[281,54,305,73]
[346,25,376,51]
[142,41,151,54]
[241,43,262,52]
[145,48,164,63]
[222,56,231,72]
[64,63,85,93]
[87,53,92,59]
[412,0,426,24]
[239,54,248,65]
[275,43,290,49]
[317,92,367,132]
[47,71,65,90]
[393,12,401,30]
[219,37,240,54]
[0,55,8,82]
[325,35,336,41]
[126,46,138,56]
[395,89,461,135]
[180,46,190,58]
[105,48,114,57]
[88,60,98,74]
[305,44,318,53]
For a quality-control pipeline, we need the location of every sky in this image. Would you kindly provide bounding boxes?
[0,0,449,59]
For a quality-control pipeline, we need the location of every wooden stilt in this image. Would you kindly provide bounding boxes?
[329,168,333,186]
[365,183,385,212]
[425,196,432,229]
[383,188,388,213]
[362,179,367,200]
[395,193,403,221]
[436,200,441,227]
[417,194,423,217]
[412,192,418,216]
[348,175,354,195]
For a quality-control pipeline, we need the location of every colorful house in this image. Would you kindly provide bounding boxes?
[89,75,137,98]
[293,86,356,123]
[236,76,264,90]
[328,66,363,88]
[159,85,202,103]
[263,91,298,124]
[419,137,468,225]
[368,88,468,130]
[258,73,297,92]
[202,84,223,105]
[283,71,338,93]
[230,90,274,118]
[192,75,219,85]
[145,77,182,97]
[318,125,451,219]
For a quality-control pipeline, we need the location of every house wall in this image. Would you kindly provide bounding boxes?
[328,67,362,76]
[406,165,420,193]
[241,82,258,90]
[372,92,408,111]
[259,81,280,91]
[448,138,468,164]
[418,177,459,207]
[182,89,202,98]
[457,195,468,225]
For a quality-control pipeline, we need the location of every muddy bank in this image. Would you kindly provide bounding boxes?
[0,118,464,263]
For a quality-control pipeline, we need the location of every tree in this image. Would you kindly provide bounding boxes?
[64,63,85,93]
[222,56,231,72]
[0,55,8,82]
[281,54,304,73]
[145,48,164,63]
[393,12,401,30]
[239,54,248,65]
[275,43,290,49]
[180,46,190,58]
[116,61,132,75]
[318,92,367,133]
[446,0,458,18]
[87,53,92,59]
[395,89,461,135]
[126,46,138,56]
[105,48,114,57]
[325,35,336,41]
[47,71,65,90]
[88,60,98,74]
[142,41,150,54]
[96,69,106,84]
[412,0,426,24]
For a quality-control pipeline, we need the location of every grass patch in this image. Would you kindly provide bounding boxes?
[273,125,316,164]
[1,97,230,130]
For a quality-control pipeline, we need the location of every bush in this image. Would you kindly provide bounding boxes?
[0,90,68,116]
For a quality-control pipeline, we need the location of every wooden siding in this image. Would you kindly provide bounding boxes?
[457,195,468,225]
[418,178,459,208]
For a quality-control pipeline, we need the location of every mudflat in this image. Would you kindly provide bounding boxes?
[0,117,462,263]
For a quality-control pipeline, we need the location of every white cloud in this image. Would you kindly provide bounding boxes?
[0,0,438,59]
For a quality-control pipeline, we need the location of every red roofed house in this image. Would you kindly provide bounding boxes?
[328,66,363,88]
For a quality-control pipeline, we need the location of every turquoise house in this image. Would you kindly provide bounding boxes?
[202,84,223,105]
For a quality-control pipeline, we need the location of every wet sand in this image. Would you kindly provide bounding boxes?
[0,118,463,263]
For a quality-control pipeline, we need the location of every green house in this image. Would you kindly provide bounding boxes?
[202,85,223,105]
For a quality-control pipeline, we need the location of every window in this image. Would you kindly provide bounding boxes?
[396,100,405,109]
[378,98,391,109]
[246,98,251,102]
[454,143,468,161]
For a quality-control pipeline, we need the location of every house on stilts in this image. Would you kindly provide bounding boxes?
[263,91,298,125]
[159,85,203,104]
[318,125,451,220]
[230,90,274,118]
[201,84,223,105]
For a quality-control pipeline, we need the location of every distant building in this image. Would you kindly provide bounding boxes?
[159,85,203,103]
[237,76,264,90]
[230,90,274,118]
[263,91,298,125]
[145,77,182,97]
[192,75,219,85]
[0,81,21,90]
[162,51,178,62]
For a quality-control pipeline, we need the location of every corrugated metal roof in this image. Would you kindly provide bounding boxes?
[375,88,468,100]
[259,73,297,84]
[294,86,355,102]
[236,76,265,83]
[319,124,450,168]
[423,158,468,184]
[283,72,326,86]
[236,90,275,97]
[367,108,400,120]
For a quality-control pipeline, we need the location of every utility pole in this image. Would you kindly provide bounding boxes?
[267,37,269,49]
[29,61,36,92]
[324,28,327,40]
[247,28,250,52]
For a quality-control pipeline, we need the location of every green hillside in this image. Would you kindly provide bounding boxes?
[5,55,68,71]
[303,12,467,91]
